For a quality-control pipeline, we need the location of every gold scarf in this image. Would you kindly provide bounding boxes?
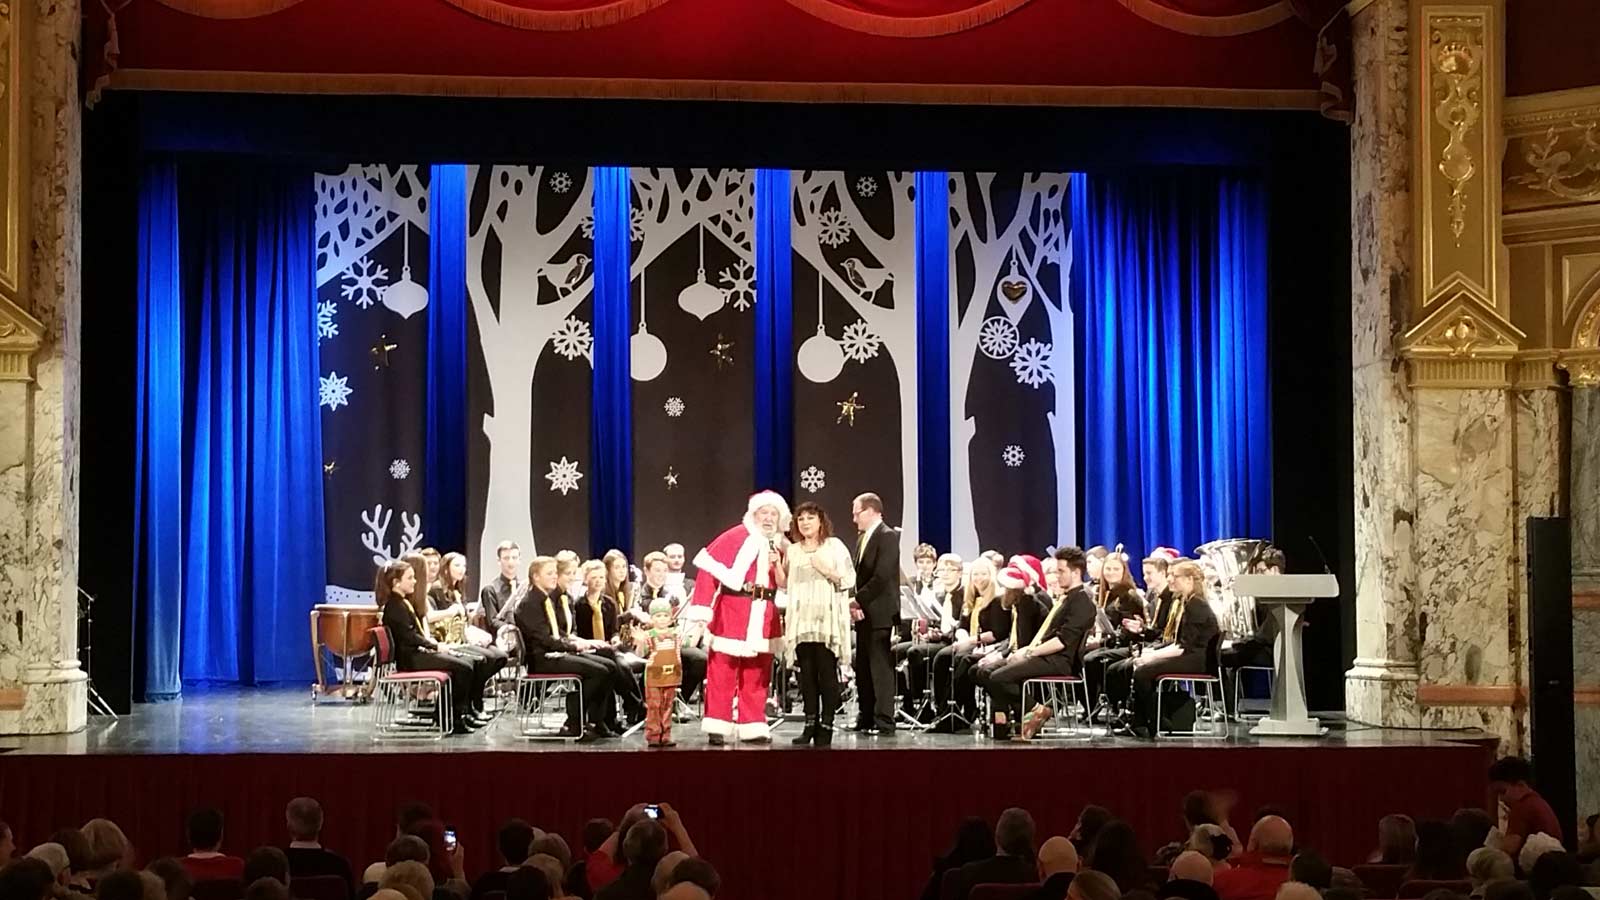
[1009,600,1020,646]
[1029,596,1065,650]
[545,593,571,638]
[1165,595,1190,643]
[588,595,605,641]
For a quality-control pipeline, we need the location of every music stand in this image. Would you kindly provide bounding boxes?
[1230,573,1337,736]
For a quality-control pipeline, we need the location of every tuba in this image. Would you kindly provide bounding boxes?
[1194,538,1266,641]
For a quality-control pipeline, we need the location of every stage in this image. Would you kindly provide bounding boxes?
[0,687,1497,900]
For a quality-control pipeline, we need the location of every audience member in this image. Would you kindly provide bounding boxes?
[1453,810,1496,860]
[1488,758,1564,857]
[1467,848,1515,898]
[1328,867,1364,897]
[525,855,566,899]
[140,870,170,900]
[1576,815,1600,865]
[666,857,720,898]
[1073,808,1115,859]
[82,818,135,885]
[0,857,56,900]
[243,847,291,887]
[181,809,244,882]
[1274,883,1320,900]
[568,819,613,900]
[505,866,555,900]
[471,819,535,900]
[408,821,465,894]
[530,834,573,874]
[1213,817,1294,900]
[1090,822,1152,894]
[364,804,436,885]
[922,817,995,900]
[1024,836,1080,900]
[1188,826,1235,873]
[1288,851,1331,891]
[1484,881,1536,900]
[25,842,70,886]
[1520,835,1565,878]
[1171,852,1215,886]
[656,885,710,900]
[1413,819,1468,880]
[98,870,150,900]
[146,858,194,900]
[595,819,668,900]
[955,808,1038,900]
[51,828,96,895]
[1070,870,1123,900]
[381,860,437,900]
[1528,852,1585,900]
[284,798,354,888]
[652,852,689,896]
[587,806,695,896]
[245,876,292,900]
[1372,815,1419,865]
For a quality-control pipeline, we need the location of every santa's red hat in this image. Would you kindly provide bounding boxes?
[743,490,792,533]
[1149,546,1180,561]
[997,564,1030,590]
[1009,554,1045,590]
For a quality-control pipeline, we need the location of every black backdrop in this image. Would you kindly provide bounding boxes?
[81,94,1351,711]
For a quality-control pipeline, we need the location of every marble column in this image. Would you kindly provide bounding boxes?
[1572,388,1600,811]
[1345,0,1422,727]
[0,0,86,734]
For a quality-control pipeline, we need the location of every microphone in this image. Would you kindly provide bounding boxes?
[1306,534,1333,574]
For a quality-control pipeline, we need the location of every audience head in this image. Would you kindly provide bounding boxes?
[1488,757,1537,800]
[385,835,430,867]
[996,808,1037,858]
[406,820,454,886]
[1070,869,1123,900]
[944,816,996,866]
[145,857,193,900]
[1329,868,1363,894]
[243,847,289,886]
[394,802,434,837]
[50,827,93,878]
[1275,883,1322,900]
[658,885,712,900]
[505,865,554,900]
[623,819,668,867]
[581,819,615,854]
[1088,820,1149,894]
[134,870,170,900]
[1415,819,1466,878]
[524,854,564,896]
[1182,792,1219,829]
[1073,805,1114,854]
[1467,847,1514,886]
[1188,825,1234,864]
[185,808,225,853]
[1376,813,1417,864]
[1484,880,1536,900]
[0,857,56,900]
[244,876,290,900]
[1528,850,1584,900]
[96,869,148,900]
[82,818,134,873]
[1170,851,1215,885]
[25,843,69,883]
[528,834,571,874]
[1248,816,1294,857]
[380,860,435,900]
[285,797,324,842]
[1451,809,1495,858]
[1289,851,1332,890]
[497,818,535,866]
[653,851,690,895]
[1039,836,1080,879]
[668,857,721,897]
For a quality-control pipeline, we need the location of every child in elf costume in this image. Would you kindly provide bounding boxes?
[635,598,683,748]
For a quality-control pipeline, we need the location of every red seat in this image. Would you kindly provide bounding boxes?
[1353,864,1411,898]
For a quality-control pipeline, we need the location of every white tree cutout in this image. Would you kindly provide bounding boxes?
[314,165,430,288]
[792,171,920,563]
[630,168,755,289]
[360,504,425,565]
[947,173,1073,556]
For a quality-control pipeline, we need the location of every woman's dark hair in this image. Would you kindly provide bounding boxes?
[1075,805,1114,855]
[1450,808,1494,861]
[401,553,432,620]
[1182,791,1217,828]
[581,819,614,854]
[789,501,834,543]
[406,819,454,888]
[374,560,413,608]
[1411,820,1466,880]
[506,866,553,900]
[0,859,56,900]
[1088,820,1150,894]
[1377,814,1418,865]
[940,817,995,868]
[1528,852,1584,900]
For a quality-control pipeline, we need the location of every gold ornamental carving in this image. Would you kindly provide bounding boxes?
[1511,122,1600,205]
[1431,21,1482,245]
[0,295,42,382]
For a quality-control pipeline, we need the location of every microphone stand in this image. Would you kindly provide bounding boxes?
[77,587,118,718]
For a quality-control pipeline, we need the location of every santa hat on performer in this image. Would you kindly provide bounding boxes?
[1008,554,1045,591]
[1149,546,1181,561]
[742,490,792,534]
[996,564,1030,591]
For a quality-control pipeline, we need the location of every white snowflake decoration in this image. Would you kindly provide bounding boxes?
[389,459,411,480]
[818,207,853,248]
[629,207,646,242]
[855,176,878,198]
[1002,445,1026,468]
[339,257,389,309]
[319,372,352,411]
[800,465,826,494]
[552,316,593,362]
[549,172,573,194]
[1010,338,1055,388]
[718,259,756,311]
[317,300,338,344]
[979,316,1019,360]
[840,320,882,363]
[546,457,584,496]
[664,396,685,418]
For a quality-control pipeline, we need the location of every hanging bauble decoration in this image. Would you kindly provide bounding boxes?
[797,269,845,383]
[382,224,429,319]
[996,252,1031,326]
[678,225,725,320]
[631,268,668,382]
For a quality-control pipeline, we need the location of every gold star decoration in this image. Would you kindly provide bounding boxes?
[836,391,866,426]
[709,333,734,370]
[323,460,338,476]
[370,334,398,369]
[664,466,679,490]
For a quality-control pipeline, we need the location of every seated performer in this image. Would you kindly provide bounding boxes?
[603,549,640,628]
[375,560,482,735]
[432,552,502,650]
[1080,547,1147,710]
[1219,546,1284,715]
[1115,559,1221,738]
[570,559,646,727]
[930,556,1001,731]
[970,559,1048,705]
[512,556,619,742]
[477,540,521,631]
[895,552,965,722]
[403,552,499,721]
[980,545,1097,736]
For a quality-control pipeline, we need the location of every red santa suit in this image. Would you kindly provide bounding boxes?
[683,490,790,740]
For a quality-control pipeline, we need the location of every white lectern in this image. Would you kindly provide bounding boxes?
[1231,573,1338,737]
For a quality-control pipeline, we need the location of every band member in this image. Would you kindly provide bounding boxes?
[570,559,645,727]
[980,546,1097,735]
[602,549,639,623]
[782,501,855,747]
[896,552,965,722]
[477,541,521,628]
[1043,557,1061,597]
[1081,548,1147,708]
[1219,546,1284,715]
[376,560,481,735]
[911,543,939,593]
[1085,546,1108,584]
[635,599,683,748]
[1141,555,1178,639]
[512,556,618,741]
[1122,559,1222,738]
[433,553,512,687]
[402,553,497,722]
[849,493,901,735]
[970,560,1048,698]
[684,491,791,745]
[573,559,620,645]
[930,556,999,731]
[555,550,584,605]
[663,542,690,593]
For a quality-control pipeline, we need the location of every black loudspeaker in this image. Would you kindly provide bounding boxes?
[1526,516,1576,845]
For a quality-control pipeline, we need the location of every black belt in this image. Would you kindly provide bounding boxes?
[727,586,777,601]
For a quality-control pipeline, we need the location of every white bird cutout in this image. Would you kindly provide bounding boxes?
[841,257,894,301]
[537,253,591,297]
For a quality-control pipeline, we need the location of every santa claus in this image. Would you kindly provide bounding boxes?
[683,490,790,745]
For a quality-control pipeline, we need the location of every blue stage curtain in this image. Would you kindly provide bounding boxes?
[914,170,951,551]
[425,164,469,554]
[590,165,633,557]
[1072,171,1271,564]
[753,168,793,494]
[134,162,185,700]
[154,164,327,687]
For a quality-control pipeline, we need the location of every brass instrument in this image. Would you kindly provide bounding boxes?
[429,611,467,645]
[1194,538,1266,641]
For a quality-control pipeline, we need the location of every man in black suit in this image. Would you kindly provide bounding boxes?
[849,492,901,735]
[955,808,1038,900]
[512,555,618,742]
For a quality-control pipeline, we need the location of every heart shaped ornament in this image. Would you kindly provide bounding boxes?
[996,257,1033,324]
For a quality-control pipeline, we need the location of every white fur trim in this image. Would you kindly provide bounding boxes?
[693,547,743,592]
[736,720,770,740]
[682,605,713,625]
[702,717,734,737]
[709,634,781,658]
[745,490,792,533]
[745,599,768,646]
[774,589,788,610]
